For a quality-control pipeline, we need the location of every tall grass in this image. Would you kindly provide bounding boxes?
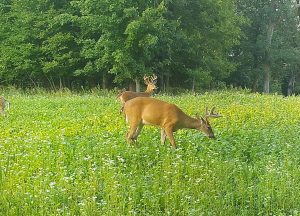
[0,91,300,215]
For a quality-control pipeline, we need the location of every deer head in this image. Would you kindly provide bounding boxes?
[144,74,158,93]
[195,115,215,138]
[195,107,222,139]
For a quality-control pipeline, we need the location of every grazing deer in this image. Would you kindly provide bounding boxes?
[0,96,10,116]
[117,74,158,104]
[123,97,221,148]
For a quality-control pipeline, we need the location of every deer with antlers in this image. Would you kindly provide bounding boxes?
[117,74,158,104]
[123,97,221,148]
[0,96,10,116]
[117,74,158,113]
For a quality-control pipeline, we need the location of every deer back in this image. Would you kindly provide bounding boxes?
[124,97,183,127]
[119,91,152,103]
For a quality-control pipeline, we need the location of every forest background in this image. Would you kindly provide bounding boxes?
[0,0,300,95]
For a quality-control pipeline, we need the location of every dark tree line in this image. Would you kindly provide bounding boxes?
[229,0,300,95]
[0,0,299,94]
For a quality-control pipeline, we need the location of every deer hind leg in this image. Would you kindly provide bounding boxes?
[161,129,167,145]
[164,127,176,149]
[126,120,142,144]
[132,123,144,141]
[0,106,5,116]
[119,105,124,114]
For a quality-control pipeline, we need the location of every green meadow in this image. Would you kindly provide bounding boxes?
[1,90,300,215]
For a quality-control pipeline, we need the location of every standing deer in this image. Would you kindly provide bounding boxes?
[117,74,158,104]
[123,97,221,148]
[0,96,10,116]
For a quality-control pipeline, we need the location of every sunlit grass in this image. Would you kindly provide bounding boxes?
[0,90,300,215]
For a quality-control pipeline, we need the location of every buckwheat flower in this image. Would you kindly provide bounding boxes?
[78,201,85,206]
[117,156,125,163]
[84,155,92,161]
[49,181,56,188]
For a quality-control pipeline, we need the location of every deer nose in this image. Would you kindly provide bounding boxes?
[209,134,215,139]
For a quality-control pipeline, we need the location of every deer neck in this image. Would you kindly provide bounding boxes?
[144,86,153,94]
[181,115,200,129]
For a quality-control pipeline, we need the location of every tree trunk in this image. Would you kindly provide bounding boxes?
[59,77,63,90]
[46,75,55,90]
[160,72,164,92]
[135,78,141,92]
[263,64,271,94]
[296,0,300,17]
[266,23,275,45]
[165,75,170,91]
[251,76,259,92]
[263,22,275,94]
[192,76,195,92]
[287,72,296,96]
[129,81,135,91]
[102,73,107,89]
[251,30,260,93]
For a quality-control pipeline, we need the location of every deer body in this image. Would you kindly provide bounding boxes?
[0,96,10,116]
[124,97,219,148]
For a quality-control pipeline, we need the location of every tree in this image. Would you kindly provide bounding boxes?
[0,0,82,88]
[0,0,247,92]
[232,0,299,94]
[163,0,244,90]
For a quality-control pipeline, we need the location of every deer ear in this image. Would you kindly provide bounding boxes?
[200,117,206,123]
[195,113,200,119]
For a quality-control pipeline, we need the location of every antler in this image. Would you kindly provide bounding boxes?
[205,107,222,118]
[144,75,150,85]
[144,74,157,85]
[150,74,157,84]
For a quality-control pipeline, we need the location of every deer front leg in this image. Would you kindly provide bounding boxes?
[119,104,125,114]
[161,129,167,145]
[164,127,176,149]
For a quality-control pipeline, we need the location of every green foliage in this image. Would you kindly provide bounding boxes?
[230,0,300,94]
[1,91,300,215]
[0,0,80,87]
[1,0,298,93]
[0,0,243,90]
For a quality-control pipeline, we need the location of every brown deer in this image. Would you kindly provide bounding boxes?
[0,96,10,116]
[123,97,221,148]
[117,74,158,104]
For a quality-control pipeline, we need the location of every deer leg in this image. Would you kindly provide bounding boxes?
[119,105,124,114]
[161,129,167,145]
[132,123,144,141]
[164,127,176,149]
[0,109,5,117]
[126,121,141,144]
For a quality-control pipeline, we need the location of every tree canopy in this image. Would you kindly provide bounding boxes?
[0,0,299,94]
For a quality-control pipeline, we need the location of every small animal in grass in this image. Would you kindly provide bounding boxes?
[0,96,10,116]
